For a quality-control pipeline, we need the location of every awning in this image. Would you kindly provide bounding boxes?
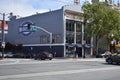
[85,44,93,48]
[115,44,120,47]
[76,44,82,48]
[66,44,93,48]
[66,44,76,48]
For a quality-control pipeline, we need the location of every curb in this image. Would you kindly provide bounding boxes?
[54,58,105,62]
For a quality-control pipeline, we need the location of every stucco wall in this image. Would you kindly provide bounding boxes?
[6,9,64,45]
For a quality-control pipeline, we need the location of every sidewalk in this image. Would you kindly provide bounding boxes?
[0,58,17,64]
[55,57,105,61]
[77,58,105,61]
[0,58,105,65]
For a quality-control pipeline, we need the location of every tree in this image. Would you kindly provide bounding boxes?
[106,9,120,46]
[82,2,120,54]
[16,44,23,51]
[4,42,13,52]
[4,42,23,53]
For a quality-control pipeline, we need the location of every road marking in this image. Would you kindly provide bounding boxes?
[0,67,119,80]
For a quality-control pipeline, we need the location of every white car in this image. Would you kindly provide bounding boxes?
[0,52,7,57]
[0,52,13,58]
[101,51,112,58]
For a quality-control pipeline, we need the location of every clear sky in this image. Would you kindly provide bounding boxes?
[0,0,118,19]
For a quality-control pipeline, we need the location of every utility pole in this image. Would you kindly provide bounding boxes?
[1,13,5,59]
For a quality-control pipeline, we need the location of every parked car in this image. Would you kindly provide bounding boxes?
[0,52,8,58]
[96,51,111,58]
[13,53,25,58]
[34,52,53,60]
[106,53,120,64]
[96,54,103,58]
[5,52,13,58]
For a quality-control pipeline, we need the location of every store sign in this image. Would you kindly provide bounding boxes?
[0,20,8,34]
[19,21,35,36]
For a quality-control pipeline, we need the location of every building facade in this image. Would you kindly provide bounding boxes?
[6,5,93,57]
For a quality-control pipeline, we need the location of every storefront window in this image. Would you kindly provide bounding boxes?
[66,20,74,32]
[66,33,74,43]
[76,21,82,43]
[76,34,82,43]
[53,34,61,43]
[40,35,48,44]
[66,20,75,44]
[66,20,83,44]
[76,22,82,32]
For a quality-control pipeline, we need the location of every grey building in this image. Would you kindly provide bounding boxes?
[6,4,93,58]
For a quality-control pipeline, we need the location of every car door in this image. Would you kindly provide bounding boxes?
[112,55,119,62]
[117,54,120,62]
[113,54,120,63]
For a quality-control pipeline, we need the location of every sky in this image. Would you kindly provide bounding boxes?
[0,0,91,19]
[0,0,118,19]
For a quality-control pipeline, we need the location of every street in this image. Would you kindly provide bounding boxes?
[0,58,120,80]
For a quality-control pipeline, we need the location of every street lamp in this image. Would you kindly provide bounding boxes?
[109,34,116,53]
[27,24,53,45]
[36,26,52,45]
[0,13,5,59]
[0,13,10,59]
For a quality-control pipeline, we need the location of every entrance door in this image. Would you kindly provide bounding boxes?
[76,47,82,57]
[66,46,75,57]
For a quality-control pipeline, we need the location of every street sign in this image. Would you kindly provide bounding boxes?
[0,20,8,34]
[1,42,5,48]
[31,26,40,31]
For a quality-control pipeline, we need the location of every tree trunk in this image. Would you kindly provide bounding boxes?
[95,36,99,54]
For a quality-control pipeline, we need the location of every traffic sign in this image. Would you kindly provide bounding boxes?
[31,26,40,31]
[1,42,5,48]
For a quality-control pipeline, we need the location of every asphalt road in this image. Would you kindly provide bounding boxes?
[0,58,120,80]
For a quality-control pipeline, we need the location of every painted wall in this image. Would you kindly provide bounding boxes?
[6,9,64,45]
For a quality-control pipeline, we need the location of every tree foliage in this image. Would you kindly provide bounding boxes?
[82,2,120,53]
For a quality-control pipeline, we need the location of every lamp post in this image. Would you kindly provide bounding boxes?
[0,13,10,59]
[30,25,52,45]
[0,13,5,59]
[110,34,116,53]
[38,26,52,45]
[26,24,53,55]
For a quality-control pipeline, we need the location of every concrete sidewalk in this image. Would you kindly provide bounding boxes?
[0,58,105,65]
[77,58,105,61]
[55,58,105,61]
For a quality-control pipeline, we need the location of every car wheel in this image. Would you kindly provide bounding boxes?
[116,62,119,65]
[41,58,45,60]
[107,59,113,64]
[34,57,37,60]
[49,58,52,60]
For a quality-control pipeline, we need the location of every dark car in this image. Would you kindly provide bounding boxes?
[13,53,25,58]
[106,53,120,64]
[34,52,53,60]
